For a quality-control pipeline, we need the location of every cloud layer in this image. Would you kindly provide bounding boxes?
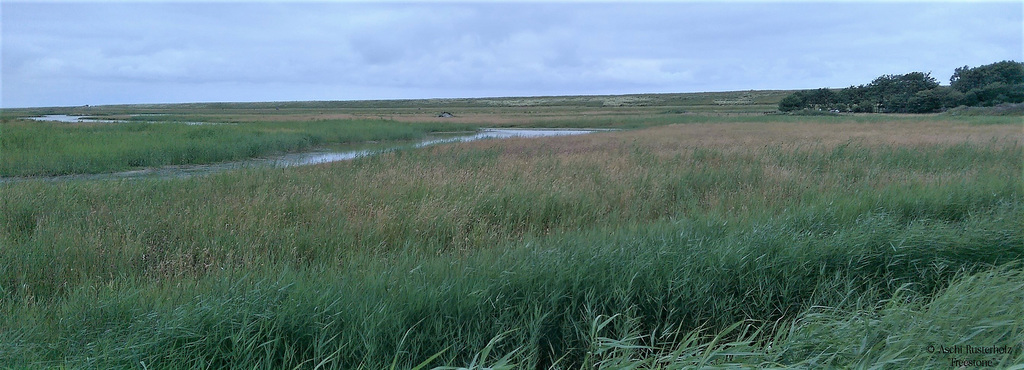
[2,2,1021,107]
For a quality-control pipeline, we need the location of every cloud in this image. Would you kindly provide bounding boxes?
[2,2,1021,107]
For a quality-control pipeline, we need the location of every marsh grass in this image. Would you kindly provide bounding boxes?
[1,118,1021,368]
[0,119,473,177]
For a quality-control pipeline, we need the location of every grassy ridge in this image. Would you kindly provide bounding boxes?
[0,119,472,177]
[1,118,1022,367]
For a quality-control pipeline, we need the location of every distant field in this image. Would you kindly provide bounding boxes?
[10,88,1010,180]
[1,90,796,178]
[2,105,1021,368]
[1,90,793,115]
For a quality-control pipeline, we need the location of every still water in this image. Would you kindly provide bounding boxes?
[27,115,214,125]
[1,128,604,182]
[27,115,125,123]
[278,129,599,166]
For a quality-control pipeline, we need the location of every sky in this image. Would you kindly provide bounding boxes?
[1,1,1021,108]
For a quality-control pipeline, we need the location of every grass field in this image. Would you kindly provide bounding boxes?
[1,95,1023,367]
[0,91,790,178]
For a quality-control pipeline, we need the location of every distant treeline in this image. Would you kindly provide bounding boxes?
[779,60,1024,113]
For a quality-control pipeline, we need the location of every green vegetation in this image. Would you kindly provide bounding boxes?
[1,90,797,178]
[1,119,471,177]
[780,60,1024,113]
[2,115,1021,368]
[951,60,1024,102]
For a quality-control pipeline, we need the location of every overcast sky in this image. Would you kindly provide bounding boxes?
[2,1,1021,108]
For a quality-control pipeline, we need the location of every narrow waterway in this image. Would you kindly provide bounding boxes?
[26,114,216,125]
[1,128,605,183]
[26,114,126,123]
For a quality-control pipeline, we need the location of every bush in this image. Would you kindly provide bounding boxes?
[780,61,1021,114]
[945,103,1024,116]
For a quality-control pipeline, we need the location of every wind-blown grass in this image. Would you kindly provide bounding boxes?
[1,118,1021,368]
[1,200,1019,368]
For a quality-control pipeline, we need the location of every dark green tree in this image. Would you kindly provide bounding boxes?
[838,85,874,112]
[860,72,939,113]
[779,61,1020,114]
[963,82,1024,106]
[805,88,837,108]
[906,86,962,113]
[950,60,1024,93]
[778,92,807,112]
[778,88,843,112]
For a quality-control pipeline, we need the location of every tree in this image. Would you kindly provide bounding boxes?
[906,86,961,113]
[950,60,1024,93]
[805,88,837,108]
[867,72,939,112]
[778,92,806,112]
[778,88,842,112]
[778,61,1020,114]
[838,85,874,112]
[965,82,1024,106]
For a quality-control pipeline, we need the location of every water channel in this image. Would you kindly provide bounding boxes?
[27,114,216,125]
[1,128,606,183]
[26,114,128,123]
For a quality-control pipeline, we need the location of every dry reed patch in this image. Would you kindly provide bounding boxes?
[370,120,1018,211]
[218,113,363,122]
[388,113,568,124]
[622,120,1023,149]
[416,119,1021,167]
[437,133,631,160]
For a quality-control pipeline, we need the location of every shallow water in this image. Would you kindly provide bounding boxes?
[26,114,126,123]
[26,114,215,125]
[1,128,606,182]
[414,128,597,147]
[276,129,602,167]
